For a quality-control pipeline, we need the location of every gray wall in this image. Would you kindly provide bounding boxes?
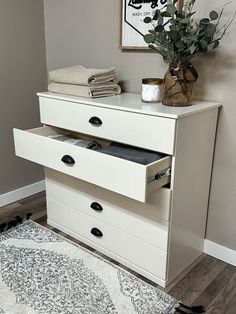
[44,0,236,250]
[0,0,47,194]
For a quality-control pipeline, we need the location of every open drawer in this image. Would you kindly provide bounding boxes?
[13,126,172,203]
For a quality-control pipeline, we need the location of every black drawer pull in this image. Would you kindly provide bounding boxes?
[91,228,103,238]
[61,155,75,165]
[90,202,103,212]
[89,116,103,126]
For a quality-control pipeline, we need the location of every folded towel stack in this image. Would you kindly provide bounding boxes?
[48,65,121,98]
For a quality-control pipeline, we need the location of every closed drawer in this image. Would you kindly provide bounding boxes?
[46,174,169,250]
[47,197,167,280]
[39,96,176,155]
[14,126,172,203]
[45,167,171,222]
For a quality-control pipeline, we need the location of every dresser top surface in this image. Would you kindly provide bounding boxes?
[37,92,221,119]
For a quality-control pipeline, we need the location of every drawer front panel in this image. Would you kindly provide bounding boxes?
[14,126,171,202]
[39,97,176,155]
[47,197,167,279]
[45,168,171,222]
[46,175,169,250]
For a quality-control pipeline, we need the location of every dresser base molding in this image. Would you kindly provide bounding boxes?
[47,219,167,287]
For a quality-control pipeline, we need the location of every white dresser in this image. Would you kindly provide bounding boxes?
[13,92,220,287]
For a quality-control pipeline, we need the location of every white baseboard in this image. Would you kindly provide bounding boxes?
[204,239,236,266]
[0,180,45,208]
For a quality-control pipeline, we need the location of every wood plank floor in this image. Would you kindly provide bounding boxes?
[1,192,236,313]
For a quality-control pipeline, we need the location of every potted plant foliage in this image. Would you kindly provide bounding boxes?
[144,0,235,106]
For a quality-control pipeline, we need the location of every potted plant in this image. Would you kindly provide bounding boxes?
[143,0,235,106]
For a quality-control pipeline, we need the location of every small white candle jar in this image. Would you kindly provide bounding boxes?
[142,78,163,102]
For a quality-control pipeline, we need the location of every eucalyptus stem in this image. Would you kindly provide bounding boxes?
[143,1,235,65]
[210,11,236,44]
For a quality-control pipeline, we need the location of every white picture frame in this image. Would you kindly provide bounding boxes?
[121,0,168,49]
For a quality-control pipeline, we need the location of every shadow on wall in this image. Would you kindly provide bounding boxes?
[193,49,236,101]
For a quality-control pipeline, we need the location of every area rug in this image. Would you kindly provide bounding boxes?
[0,220,179,314]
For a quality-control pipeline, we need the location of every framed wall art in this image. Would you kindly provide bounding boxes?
[121,0,168,49]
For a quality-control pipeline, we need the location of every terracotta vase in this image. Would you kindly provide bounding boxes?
[162,63,198,107]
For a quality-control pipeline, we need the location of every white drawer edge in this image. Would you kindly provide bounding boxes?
[46,195,169,251]
[38,92,221,119]
[39,96,176,154]
[14,126,172,202]
[48,219,167,287]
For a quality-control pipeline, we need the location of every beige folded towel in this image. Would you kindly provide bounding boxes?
[48,82,121,98]
[49,65,117,86]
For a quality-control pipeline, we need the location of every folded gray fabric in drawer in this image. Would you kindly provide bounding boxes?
[99,142,164,165]
[47,134,100,149]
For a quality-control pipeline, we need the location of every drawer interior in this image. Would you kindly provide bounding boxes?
[28,125,110,149]
[29,126,169,167]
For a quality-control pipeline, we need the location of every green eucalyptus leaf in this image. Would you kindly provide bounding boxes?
[191,35,198,42]
[206,23,216,36]
[166,4,176,15]
[213,40,220,49]
[153,9,161,20]
[205,36,212,43]
[144,33,155,43]
[148,30,156,34]
[175,41,185,50]
[210,10,219,21]
[198,29,206,37]
[198,30,207,38]
[163,54,172,64]
[180,18,190,24]
[155,25,164,33]
[183,36,193,46]
[161,11,172,18]
[179,30,185,39]
[158,16,164,25]
[143,16,152,24]
[159,32,167,41]
[199,40,208,52]
[200,18,210,25]
[189,44,196,54]
[168,31,176,40]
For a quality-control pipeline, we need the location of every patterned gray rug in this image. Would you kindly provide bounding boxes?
[0,220,179,314]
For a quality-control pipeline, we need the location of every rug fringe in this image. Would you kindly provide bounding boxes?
[175,308,189,314]
[175,302,205,313]
[0,223,6,233]
[0,213,32,233]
